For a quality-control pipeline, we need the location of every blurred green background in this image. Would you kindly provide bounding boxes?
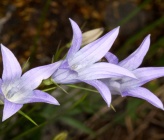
[0,0,164,140]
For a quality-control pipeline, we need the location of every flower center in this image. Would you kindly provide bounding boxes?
[71,64,78,70]
[6,87,19,99]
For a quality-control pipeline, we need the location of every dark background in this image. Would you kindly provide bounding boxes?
[0,0,164,140]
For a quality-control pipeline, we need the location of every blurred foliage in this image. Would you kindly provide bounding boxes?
[0,0,164,140]
[53,132,68,140]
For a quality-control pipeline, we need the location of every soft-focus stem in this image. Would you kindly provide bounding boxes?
[51,80,69,94]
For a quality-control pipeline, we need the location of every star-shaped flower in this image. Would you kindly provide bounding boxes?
[102,35,164,109]
[52,19,136,107]
[0,44,61,121]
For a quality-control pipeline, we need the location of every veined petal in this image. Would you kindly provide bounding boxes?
[68,27,120,71]
[78,62,136,80]
[5,89,32,103]
[66,19,82,60]
[83,80,112,107]
[119,35,150,70]
[52,68,79,84]
[105,52,119,64]
[1,44,22,88]
[122,67,164,88]
[2,99,23,121]
[13,90,60,105]
[59,60,69,69]
[122,87,163,110]
[19,61,62,91]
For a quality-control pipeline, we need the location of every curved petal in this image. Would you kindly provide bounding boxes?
[78,62,136,80]
[1,44,22,91]
[66,19,82,59]
[1,44,22,81]
[52,68,79,84]
[122,67,164,88]
[2,99,23,121]
[19,61,62,91]
[12,90,60,105]
[105,52,119,64]
[68,27,120,71]
[122,87,163,110]
[83,80,112,107]
[119,35,150,70]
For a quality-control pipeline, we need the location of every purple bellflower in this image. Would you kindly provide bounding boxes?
[52,19,136,107]
[0,44,61,121]
[103,35,164,109]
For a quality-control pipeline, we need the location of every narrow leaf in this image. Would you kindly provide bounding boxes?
[18,110,38,126]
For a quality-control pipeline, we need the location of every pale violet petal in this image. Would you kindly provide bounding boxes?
[19,61,62,91]
[13,90,60,105]
[105,52,119,64]
[2,99,23,121]
[122,67,164,89]
[68,27,120,71]
[78,62,136,80]
[66,19,82,59]
[119,35,150,70]
[83,80,112,107]
[1,44,22,92]
[59,60,69,69]
[122,87,164,110]
[1,44,22,81]
[52,68,79,84]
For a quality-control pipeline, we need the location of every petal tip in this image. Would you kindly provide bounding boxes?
[142,34,151,47]
[110,26,120,37]
[2,112,11,122]
[147,34,151,37]
[146,34,151,40]
[51,100,60,106]
[107,104,111,107]
[56,102,60,106]
[117,26,120,30]
[69,18,75,24]
[2,117,6,122]
[159,104,164,110]
[114,26,120,32]
[0,43,4,46]
[2,115,8,122]
[0,44,5,51]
